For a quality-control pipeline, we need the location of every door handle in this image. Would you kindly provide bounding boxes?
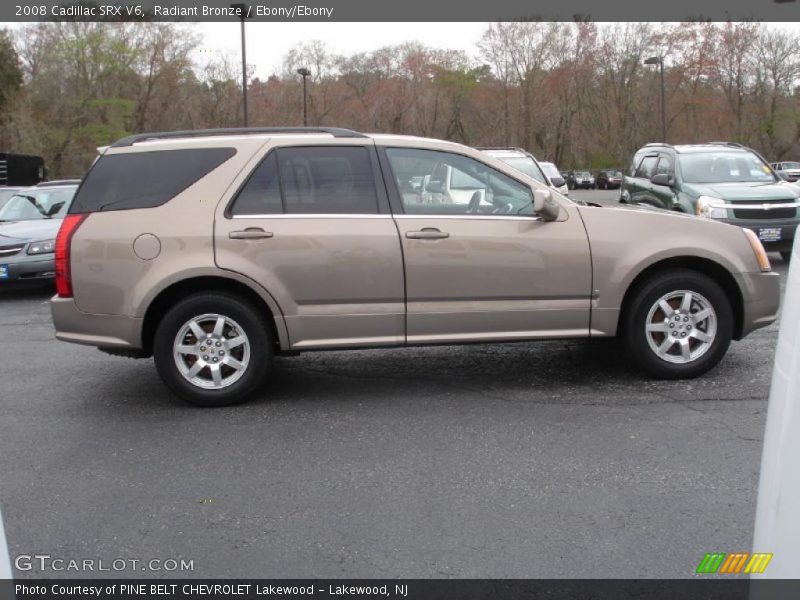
[405,228,449,240]
[229,228,274,240]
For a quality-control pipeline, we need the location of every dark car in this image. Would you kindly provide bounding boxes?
[0,153,46,186]
[596,169,623,190]
[0,183,79,285]
[621,142,799,261]
[566,170,595,190]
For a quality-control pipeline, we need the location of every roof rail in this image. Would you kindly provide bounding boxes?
[475,146,529,153]
[644,142,673,148]
[707,141,746,148]
[111,127,367,148]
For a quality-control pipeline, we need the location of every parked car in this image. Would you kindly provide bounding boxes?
[596,169,623,190]
[621,142,800,262]
[51,127,779,407]
[479,147,569,197]
[0,183,79,285]
[566,170,595,190]
[538,161,570,196]
[0,187,24,211]
[769,161,800,182]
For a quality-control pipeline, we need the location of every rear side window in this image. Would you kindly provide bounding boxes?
[278,146,378,214]
[70,148,236,213]
[230,146,379,215]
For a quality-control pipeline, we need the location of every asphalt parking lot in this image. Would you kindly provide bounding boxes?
[0,193,789,578]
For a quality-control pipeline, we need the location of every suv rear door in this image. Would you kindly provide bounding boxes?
[380,146,592,343]
[215,140,405,350]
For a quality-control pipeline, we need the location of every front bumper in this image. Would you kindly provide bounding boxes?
[736,271,781,339]
[720,218,799,253]
[50,296,144,350]
[0,256,56,284]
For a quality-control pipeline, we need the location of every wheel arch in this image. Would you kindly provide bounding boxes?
[141,274,290,356]
[619,256,745,340]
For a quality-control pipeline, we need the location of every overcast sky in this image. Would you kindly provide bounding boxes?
[195,22,489,78]
[195,21,800,80]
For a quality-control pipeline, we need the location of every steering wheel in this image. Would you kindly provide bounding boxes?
[467,190,482,214]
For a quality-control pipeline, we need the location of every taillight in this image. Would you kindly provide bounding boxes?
[55,214,88,297]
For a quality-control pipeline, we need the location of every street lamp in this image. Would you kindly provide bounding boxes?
[297,67,311,126]
[644,55,666,143]
[231,3,249,127]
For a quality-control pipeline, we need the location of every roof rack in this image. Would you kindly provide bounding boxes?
[475,146,529,153]
[644,142,673,148]
[707,141,747,148]
[111,127,367,148]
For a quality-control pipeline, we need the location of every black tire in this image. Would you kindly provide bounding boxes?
[622,269,733,379]
[153,292,273,407]
[780,251,792,262]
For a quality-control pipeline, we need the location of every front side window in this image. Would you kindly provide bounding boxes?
[386,148,534,216]
[635,155,658,179]
[679,151,775,184]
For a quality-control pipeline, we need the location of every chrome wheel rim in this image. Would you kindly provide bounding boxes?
[645,290,717,364]
[173,313,251,390]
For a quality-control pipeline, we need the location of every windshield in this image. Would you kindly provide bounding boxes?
[540,163,562,180]
[679,152,775,184]
[496,156,547,184]
[576,171,591,177]
[0,189,21,207]
[0,187,77,221]
[783,162,800,170]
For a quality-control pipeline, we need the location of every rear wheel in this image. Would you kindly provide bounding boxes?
[153,292,273,407]
[780,251,792,262]
[622,269,733,379]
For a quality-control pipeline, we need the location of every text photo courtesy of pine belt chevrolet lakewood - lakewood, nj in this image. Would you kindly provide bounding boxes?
[1,1,800,597]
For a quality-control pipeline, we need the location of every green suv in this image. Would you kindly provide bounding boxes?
[621,142,800,261]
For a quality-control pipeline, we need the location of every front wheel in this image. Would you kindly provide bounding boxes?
[153,292,273,407]
[622,269,733,379]
[780,251,792,262]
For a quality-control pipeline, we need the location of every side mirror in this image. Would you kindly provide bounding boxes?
[532,189,559,221]
[549,176,565,188]
[776,171,790,181]
[651,173,674,187]
[425,181,444,194]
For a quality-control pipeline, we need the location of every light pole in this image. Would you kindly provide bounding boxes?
[297,67,311,126]
[231,3,249,127]
[644,55,666,142]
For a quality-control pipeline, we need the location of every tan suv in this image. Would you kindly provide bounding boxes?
[51,128,780,406]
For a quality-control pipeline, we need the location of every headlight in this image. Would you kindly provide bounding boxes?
[27,239,55,255]
[696,196,728,219]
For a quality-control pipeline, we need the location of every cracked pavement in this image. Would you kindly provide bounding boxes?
[0,206,789,577]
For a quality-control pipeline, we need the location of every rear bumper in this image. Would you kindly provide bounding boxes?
[50,296,143,349]
[736,271,781,339]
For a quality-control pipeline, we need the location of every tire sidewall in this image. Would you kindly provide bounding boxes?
[153,293,273,407]
[624,270,733,379]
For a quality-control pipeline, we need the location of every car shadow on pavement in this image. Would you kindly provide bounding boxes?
[0,286,53,301]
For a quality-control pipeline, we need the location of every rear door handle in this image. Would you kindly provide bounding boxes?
[229,228,274,240]
[405,228,449,240]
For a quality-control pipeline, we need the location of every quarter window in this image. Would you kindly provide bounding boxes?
[655,155,673,175]
[385,148,534,216]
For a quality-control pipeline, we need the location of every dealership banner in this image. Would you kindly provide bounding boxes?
[2,0,800,22]
[4,580,800,600]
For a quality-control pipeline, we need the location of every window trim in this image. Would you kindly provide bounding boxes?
[378,146,539,218]
[225,144,389,218]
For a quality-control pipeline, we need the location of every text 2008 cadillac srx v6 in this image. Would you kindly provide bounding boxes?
[50,128,780,406]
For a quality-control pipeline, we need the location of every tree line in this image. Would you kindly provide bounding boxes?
[0,21,798,178]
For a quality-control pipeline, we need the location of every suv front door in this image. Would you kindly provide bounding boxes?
[215,142,405,350]
[381,147,592,343]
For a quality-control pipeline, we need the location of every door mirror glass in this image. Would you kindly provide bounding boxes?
[651,173,673,187]
[550,176,565,188]
[532,189,559,221]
